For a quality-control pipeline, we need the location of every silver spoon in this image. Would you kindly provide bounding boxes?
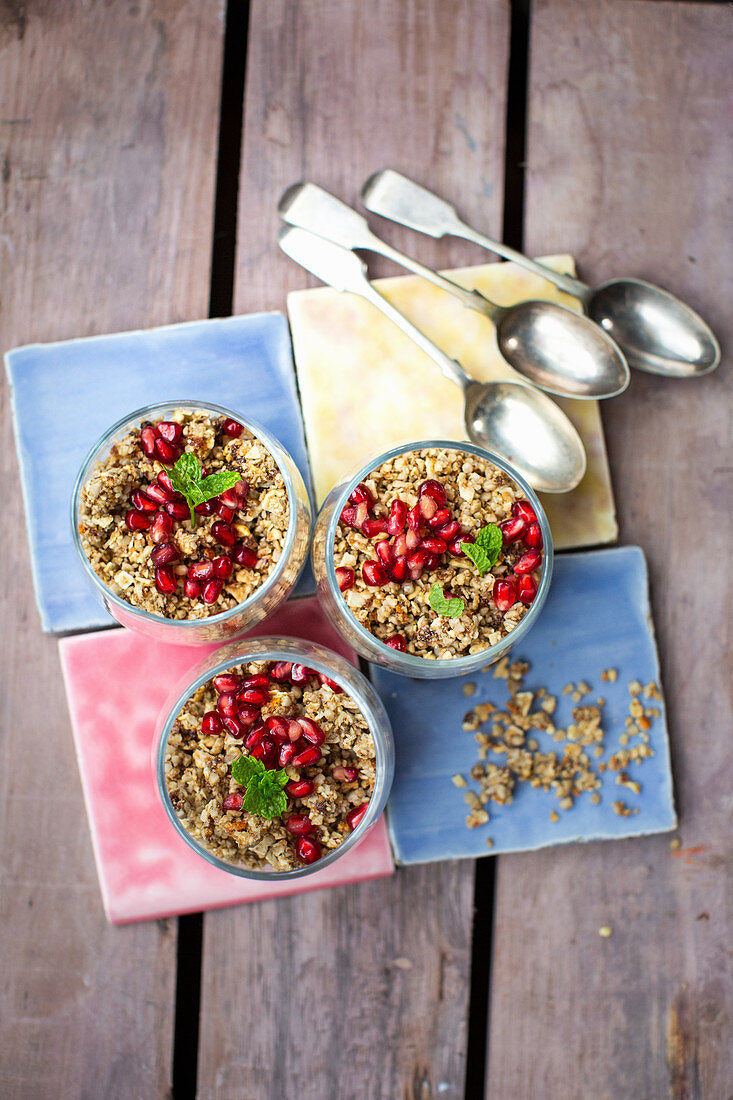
[362,169,721,378]
[279,182,629,400]
[278,225,587,494]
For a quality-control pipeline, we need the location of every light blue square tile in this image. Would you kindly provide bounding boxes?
[5,313,315,633]
[373,546,676,864]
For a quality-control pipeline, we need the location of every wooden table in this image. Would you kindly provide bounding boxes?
[1,3,730,1097]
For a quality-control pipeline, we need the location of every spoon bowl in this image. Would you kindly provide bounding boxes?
[496,300,630,398]
[587,278,720,377]
[464,381,586,493]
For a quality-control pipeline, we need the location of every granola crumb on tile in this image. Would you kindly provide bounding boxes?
[598,925,613,938]
[601,668,618,683]
[612,800,632,817]
[549,809,560,823]
[452,774,467,788]
[463,682,477,696]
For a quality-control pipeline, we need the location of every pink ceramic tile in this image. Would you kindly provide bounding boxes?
[58,598,395,924]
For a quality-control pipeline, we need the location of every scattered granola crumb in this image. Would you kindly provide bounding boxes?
[577,680,591,696]
[451,774,467,788]
[612,800,632,816]
[628,680,643,696]
[601,668,618,683]
[590,792,601,805]
[598,925,613,938]
[485,838,494,849]
[549,809,560,823]
[644,681,662,701]
[493,657,510,679]
[562,683,575,695]
[670,837,681,851]
[463,682,477,697]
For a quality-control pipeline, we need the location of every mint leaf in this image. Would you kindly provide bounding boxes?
[429,583,465,619]
[463,523,503,575]
[231,755,289,820]
[165,452,240,527]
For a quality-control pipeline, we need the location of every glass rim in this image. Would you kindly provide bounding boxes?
[70,399,302,630]
[155,636,394,881]
[323,438,554,675]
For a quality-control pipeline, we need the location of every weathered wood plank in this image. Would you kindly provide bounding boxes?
[197,3,511,1097]
[0,3,225,1097]
[487,3,733,1098]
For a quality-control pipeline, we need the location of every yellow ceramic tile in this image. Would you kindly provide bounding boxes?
[287,256,617,550]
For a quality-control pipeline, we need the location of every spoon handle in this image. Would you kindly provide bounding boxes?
[361,169,589,303]
[278,226,472,393]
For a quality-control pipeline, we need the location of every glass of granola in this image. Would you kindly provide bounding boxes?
[154,637,394,878]
[72,401,311,643]
[312,440,553,678]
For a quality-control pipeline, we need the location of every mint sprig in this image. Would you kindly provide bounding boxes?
[462,523,503,576]
[429,583,465,619]
[166,452,241,525]
[231,755,289,820]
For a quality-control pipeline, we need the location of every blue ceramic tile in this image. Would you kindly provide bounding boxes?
[373,546,676,864]
[5,314,315,632]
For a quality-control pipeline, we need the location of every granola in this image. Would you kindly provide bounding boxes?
[164,660,376,871]
[334,447,544,659]
[78,409,289,618]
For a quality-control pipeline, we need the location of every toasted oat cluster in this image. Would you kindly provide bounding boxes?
[455,657,661,839]
[165,660,375,872]
[78,409,289,619]
[334,447,543,659]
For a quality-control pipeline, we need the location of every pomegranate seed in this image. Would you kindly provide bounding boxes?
[421,536,447,554]
[385,634,406,651]
[332,766,358,782]
[318,673,343,694]
[375,539,394,567]
[349,483,374,507]
[438,519,461,541]
[140,425,158,458]
[189,560,215,582]
[500,516,527,543]
[278,742,296,767]
[336,567,355,592]
[165,500,190,520]
[296,836,322,864]
[514,549,542,574]
[448,536,473,557]
[130,487,157,512]
[201,711,222,735]
[251,736,277,768]
[297,717,326,746]
[418,479,447,505]
[354,500,370,528]
[154,437,179,463]
[245,722,267,750]
[290,664,311,685]
[184,578,201,600]
[423,553,442,570]
[265,716,290,742]
[241,687,270,706]
[154,564,177,594]
[493,575,518,612]
[211,522,236,547]
[269,661,293,682]
[150,542,180,567]
[407,504,421,530]
[340,505,358,528]
[362,560,389,586]
[125,509,152,532]
[524,523,543,550]
[237,704,261,728]
[392,533,408,557]
[145,483,173,506]
[217,692,238,717]
[419,494,438,521]
[512,499,537,525]
[517,574,538,605]
[233,544,257,568]
[222,792,243,812]
[216,502,236,523]
[203,578,223,604]
[362,517,388,537]
[222,715,245,739]
[428,507,452,530]
[234,479,249,502]
[388,499,408,535]
[222,418,243,437]
[346,803,369,830]
[213,673,241,694]
[407,549,428,570]
[157,470,176,493]
[156,420,183,443]
[405,529,421,552]
[285,813,313,837]
[213,555,233,579]
[292,745,320,768]
[243,673,269,689]
[218,489,240,510]
[389,556,408,582]
[286,778,314,798]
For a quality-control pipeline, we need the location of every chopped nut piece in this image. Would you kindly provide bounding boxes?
[562,683,575,695]
[577,680,591,696]
[644,681,662,701]
[451,774,467,788]
[541,696,557,714]
[628,680,643,696]
[612,800,632,816]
